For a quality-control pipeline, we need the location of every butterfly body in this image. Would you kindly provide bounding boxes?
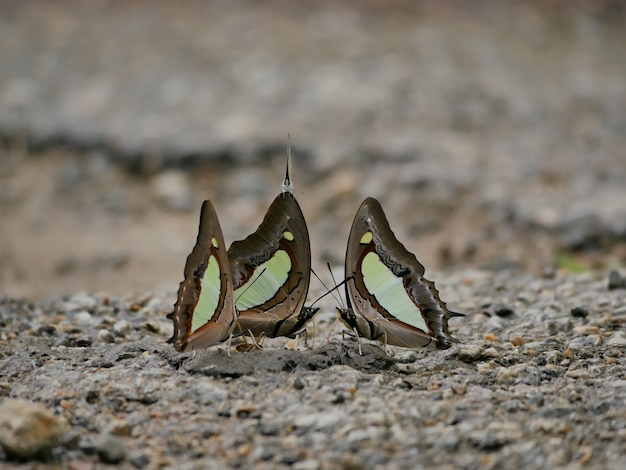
[339,197,462,350]
[167,200,237,352]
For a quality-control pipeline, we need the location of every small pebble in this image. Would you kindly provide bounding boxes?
[294,411,344,431]
[608,270,626,290]
[565,369,589,379]
[572,325,599,336]
[451,383,467,396]
[291,377,305,390]
[586,334,603,347]
[37,325,57,336]
[130,453,151,468]
[75,337,93,347]
[457,344,485,363]
[509,334,526,346]
[97,435,127,464]
[113,320,133,337]
[105,419,131,437]
[482,347,502,359]
[0,399,68,460]
[607,331,626,347]
[293,459,321,470]
[493,304,515,318]
[70,293,98,311]
[97,329,115,343]
[566,342,593,358]
[144,321,160,333]
[341,454,364,470]
[235,403,258,418]
[75,311,94,325]
[79,436,97,454]
[570,306,589,318]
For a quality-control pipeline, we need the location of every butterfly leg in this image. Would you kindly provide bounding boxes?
[309,317,315,349]
[225,334,233,357]
[382,331,394,357]
[352,327,363,356]
[284,327,311,349]
[326,317,340,344]
[235,330,264,352]
[297,329,309,349]
[341,327,362,354]
[248,330,264,350]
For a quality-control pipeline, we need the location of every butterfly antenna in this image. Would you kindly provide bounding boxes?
[281,133,294,194]
[308,267,349,310]
[326,262,346,310]
[234,267,267,305]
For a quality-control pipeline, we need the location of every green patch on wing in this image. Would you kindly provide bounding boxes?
[192,254,221,333]
[234,250,291,310]
[361,251,428,332]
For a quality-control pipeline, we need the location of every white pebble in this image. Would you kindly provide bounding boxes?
[113,320,133,337]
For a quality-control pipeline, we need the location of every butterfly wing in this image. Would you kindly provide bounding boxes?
[341,197,462,350]
[167,200,237,351]
[228,190,313,338]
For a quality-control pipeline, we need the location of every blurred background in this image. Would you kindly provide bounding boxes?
[0,0,625,300]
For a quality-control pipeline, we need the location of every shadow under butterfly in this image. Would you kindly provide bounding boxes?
[337,197,463,352]
[167,147,317,352]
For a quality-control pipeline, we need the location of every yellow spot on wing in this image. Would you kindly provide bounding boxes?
[211,237,219,248]
[360,232,373,244]
[283,231,294,241]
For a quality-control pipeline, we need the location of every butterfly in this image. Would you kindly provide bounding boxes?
[167,199,237,352]
[228,148,317,339]
[168,143,316,351]
[337,197,463,351]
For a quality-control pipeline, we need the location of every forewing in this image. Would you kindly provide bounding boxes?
[168,200,237,351]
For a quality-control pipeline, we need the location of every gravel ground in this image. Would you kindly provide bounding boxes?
[1,1,626,469]
[1,269,626,469]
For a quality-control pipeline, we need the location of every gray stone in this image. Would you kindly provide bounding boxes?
[97,435,127,464]
[0,399,68,460]
[456,344,485,363]
[69,293,98,311]
[294,411,344,432]
[607,332,626,347]
[608,270,626,290]
[113,320,133,337]
[570,306,589,318]
[75,310,94,325]
[97,329,115,343]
